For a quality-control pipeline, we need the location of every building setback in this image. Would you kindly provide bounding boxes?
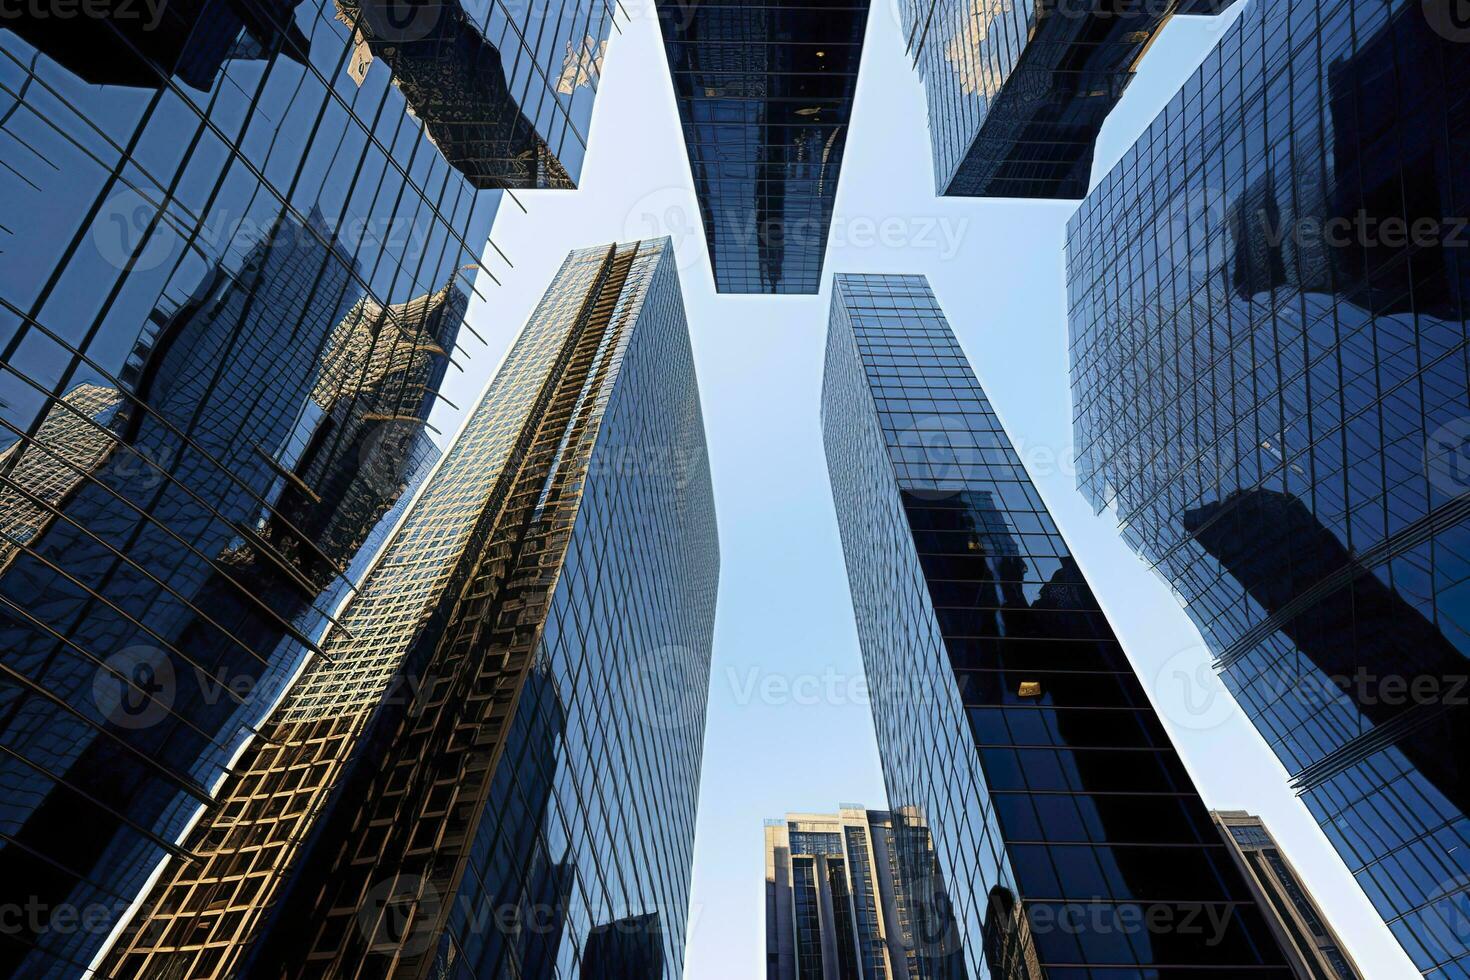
[98,239,720,978]
[654,0,870,293]
[897,0,1238,198]
[822,272,1294,978]
[1066,0,1470,972]
[1212,811,1362,980]
[0,2,616,971]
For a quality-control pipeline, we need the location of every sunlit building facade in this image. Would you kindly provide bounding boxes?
[1067,1,1470,973]
[897,0,1237,198]
[1212,812,1362,980]
[654,0,870,293]
[0,1,614,971]
[765,806,963,980]
[823,273,1293,978]
[99,239,720,977]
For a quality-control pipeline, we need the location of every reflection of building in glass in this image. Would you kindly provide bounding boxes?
[655,0,870,293]
[100,240,720,979]
[765,806,951,979]
[5,0,310,89]
[0,1,613,967]
[582,913,665,978]
[1067,1,1470,973]
[335,0,601,188]
[1212,811,1362,980]
[897,0,1236,198]
[823,273,1293,977]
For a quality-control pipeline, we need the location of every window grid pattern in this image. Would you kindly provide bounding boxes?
[899,0,1238,198]
[823,273,1293,977]
[654,0,870,294]
[1066,1,1470,973]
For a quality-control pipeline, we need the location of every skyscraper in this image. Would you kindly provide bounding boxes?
[99,239,720,977]
[822,272,1294,977]
[764,806,961,980]
[0,4,614,970]
[1066,0,1470,972]
[654,0,870,293]
[1212,811,1363,980]
[897,0,1238,198]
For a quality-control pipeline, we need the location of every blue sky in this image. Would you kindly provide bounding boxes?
[440,0,1419,975]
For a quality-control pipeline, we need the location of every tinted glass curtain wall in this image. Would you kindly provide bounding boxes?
[98,239,719,979]
[654,0,870,294]
[822,273,1293,979]
[1066,0,1470,974]
[896,0,1238,198]
[0,0,614,972]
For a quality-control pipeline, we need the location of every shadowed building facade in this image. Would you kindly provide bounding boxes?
[0,2,621,970]
[98,239,719,979]
[1066,1,1470,973]
[897,0,1238,198]
[823,273,1294,978]
[654,0,870,293]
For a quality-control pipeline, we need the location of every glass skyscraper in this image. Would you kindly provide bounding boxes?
[1067,0,1470,973]
[0,3,614,972]
[823,273,1294,978]
[99,238,720,977]
[896,0,1237,198]
[654,0,870,293]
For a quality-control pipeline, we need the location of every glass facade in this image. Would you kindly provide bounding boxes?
[98,239,720,977]
[896,0,1236,198]
[0,1,617,972]
[654,0,870,293]
[1066,0,1470,973]
[822,273,1293,978]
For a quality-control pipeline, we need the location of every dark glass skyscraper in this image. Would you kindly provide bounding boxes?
[655,0,870,293]
[897,0,1237,198]
[823,273,1294,978]
[1067,1,1470,973]
[0,3,614,972]
[99,239,720,977]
